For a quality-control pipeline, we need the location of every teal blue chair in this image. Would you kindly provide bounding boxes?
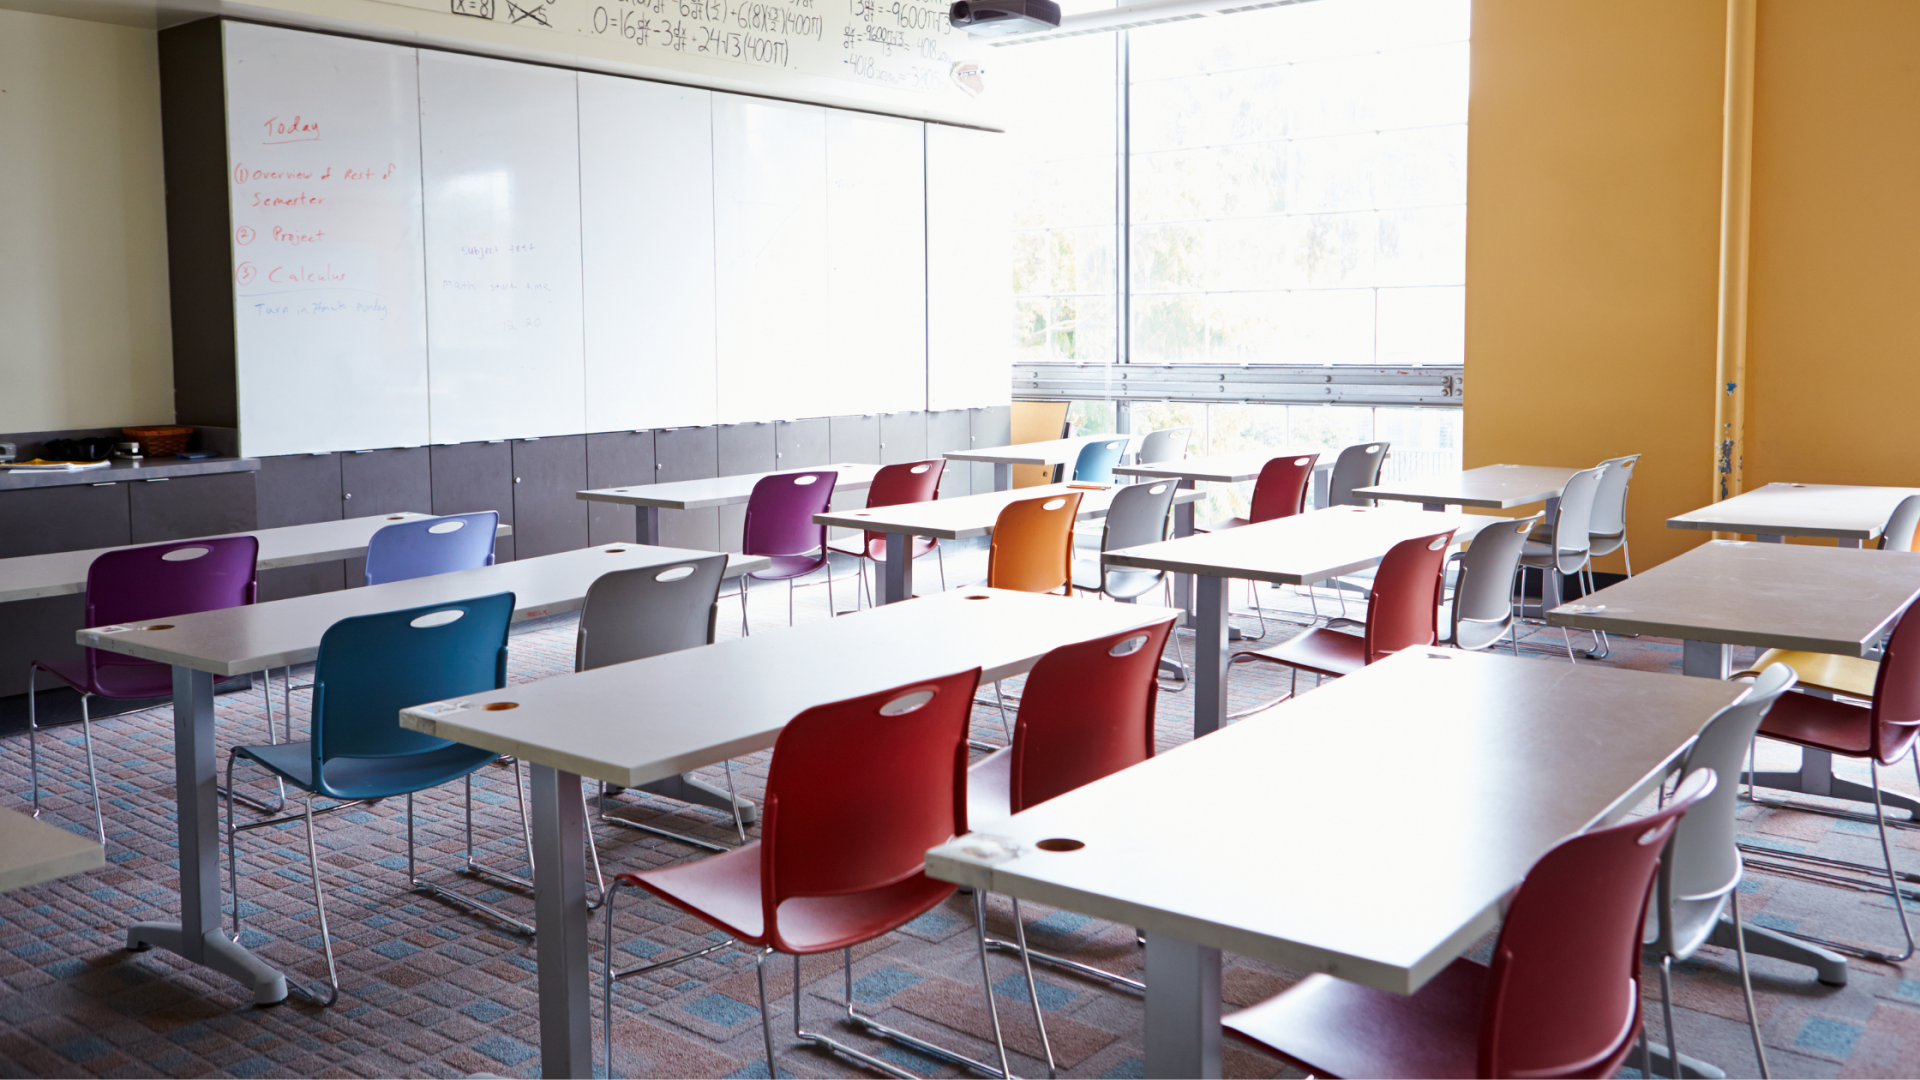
[1071,437,1128,483]
[224,592,515,1005]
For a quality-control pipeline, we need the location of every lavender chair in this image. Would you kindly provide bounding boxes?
[738,471,840,631]
[26,536,270,843]
[363,511,499,585]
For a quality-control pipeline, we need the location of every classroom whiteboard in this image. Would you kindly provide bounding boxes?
[578,74,719,432]
[418,50,587,443]
[223,22,430,458]
[826,111,927,417]
[926,122,1013,410]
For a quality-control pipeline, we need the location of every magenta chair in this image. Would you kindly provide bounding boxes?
[828,460,947,609]
[26,536,268,843]
[1225,769,1717,1079]
[737,470,841,631]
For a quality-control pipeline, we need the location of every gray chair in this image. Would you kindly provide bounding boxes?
[1438,514,1539,653]
[1516,464,1607,662]
[577,554,744,889]
[1072,480,1188,691]
[1326,441,1389,508]
[1881,493,1920,553]
[1530,454,1639,657]
[1133,426,1192,469]
[1640,663,1796,1080]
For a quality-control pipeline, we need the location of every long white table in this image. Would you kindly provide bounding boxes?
[1104,506,1491,735]
[927,648,1742,1078]
[0,806,104,894]
[0,513,513,604]
[1357,463,1581,513]
[72,543,767,1006]
[1113,450,1339,515]
[1667,482,1920,546]
[814,481,1204,605]
[946,434,1141,492]
[400,587,1180,1079]
[576,463,882,545]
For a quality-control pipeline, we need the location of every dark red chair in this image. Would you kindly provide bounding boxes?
[1226,528,1456,715]
[1225,768,1717,1079]
[966,618,1176,1076]
[600,668,1015,1080]
[828,459,947,608]
[26,536,267,843]
[1194,454,1320,637]
[1748,596,1920,963]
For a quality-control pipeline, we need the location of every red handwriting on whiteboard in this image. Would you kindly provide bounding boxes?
[262,115,321,144]
[270,226,326,246]
[267,264,347,284]
[250,191,326,209]
[234,163,319,184]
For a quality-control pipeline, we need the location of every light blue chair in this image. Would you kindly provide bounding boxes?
[224,592,516,1005]
[1071,437,1129,484]
[364,510,499,585]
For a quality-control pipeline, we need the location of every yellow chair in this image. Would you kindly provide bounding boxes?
[1009,400,1072,488]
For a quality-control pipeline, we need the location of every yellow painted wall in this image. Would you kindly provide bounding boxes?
[1463,0,1728,571]
[1744,0,1920,493]
[0,9,174,432]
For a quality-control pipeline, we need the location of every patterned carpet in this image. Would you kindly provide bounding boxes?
[4,543,1920,1079]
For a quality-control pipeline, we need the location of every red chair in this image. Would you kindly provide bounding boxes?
[1195,454,1318,637]
[967,618,1176,1076]
[1746,596,1920,964]
[1225,768,1717,1080]
[1226,528,1455,716]
[829,459,947,608]
[601,668,1014,1080]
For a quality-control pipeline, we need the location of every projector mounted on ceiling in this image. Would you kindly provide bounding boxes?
[950,0,1063,37]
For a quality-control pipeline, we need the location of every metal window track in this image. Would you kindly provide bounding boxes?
[1012,362,1463,408]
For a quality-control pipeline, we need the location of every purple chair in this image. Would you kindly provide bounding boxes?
[738,470,840,631]
[26,536,268,843]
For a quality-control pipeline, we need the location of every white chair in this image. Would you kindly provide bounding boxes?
[1516,464,1608,662]
[1438,514,1539,653]
[1532,454,1639,657]
[1133,426,1191,469]
[1326,441,1388,508]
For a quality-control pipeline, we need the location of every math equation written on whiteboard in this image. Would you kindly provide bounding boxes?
[369,0,969,94]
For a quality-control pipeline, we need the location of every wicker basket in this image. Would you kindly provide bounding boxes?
[122,426,194,458]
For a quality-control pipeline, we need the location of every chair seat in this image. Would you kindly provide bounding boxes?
[1234,627,1366,679]
[1739,649,1878,700]
[1756,691,1873,757]
[1224,960,1487,1079]
[749,552,831,581]
[235,738,498,802]
[1199,517,1250,533]
[966,748,1013,833]
[623,841,957,955]
[31,655,173,700]
[826,536,937,563]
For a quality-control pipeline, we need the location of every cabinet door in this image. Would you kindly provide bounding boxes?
[654,427,719,551]
[927,409,972,498]
[256,453,346,602]
[0,483,130,698]
[341,447,432,585]
[879,411,928,466]
[432,441,515,563]
[511,436,589,560]
[775,418,829,470]
[829,415,881,464]
[717,422,776,553]
[585,432,655,546]
[128,472,258,544]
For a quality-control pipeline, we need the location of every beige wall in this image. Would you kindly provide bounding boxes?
[1464,0,1729,571]
[0,8,173,433]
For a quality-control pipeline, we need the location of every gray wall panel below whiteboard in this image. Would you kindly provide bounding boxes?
[430,441,515,563]
[585,432,655,546]
[654,428,719,553]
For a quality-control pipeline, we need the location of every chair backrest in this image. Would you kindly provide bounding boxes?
[1450,515,1538,651]
[862,460,945,552]
[1248,454,1318,524]
[364,511,498,586]
[988,492,1084,594]
[1072,438,1129,484]
[1587,455,1640,538]
[1477,769,1714,1079]
[1364,529,1456,663]
[759,667,979,949]
[1545,465,1608,575]
[1655,664,1796,959]
[1010,401,1072,488]
[1135,427,1191,466]
[1870,598,1920,765]
[84,536,260,686]
[307,592,513,796]
[574,554,728,672]
[1880,494,1920,552]
[1101,480,1179,553]
[1327,442,1389,507]
[1010,621,1175,813]
[742,471,838,558]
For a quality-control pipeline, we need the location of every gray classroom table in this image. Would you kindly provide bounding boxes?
[927,647,1742,1078]
[400,587,1179,1080]
[1357,463,1581,512]
[0,806,104,894]
[1667,482,1920,546]
[946,433,1141,492]
[1103,505,1493,736]
[813,481,1203,605]
[1113,450,1339,517]
[575,463,882,545]
[71,543,767,1007]
[0,512,513,605]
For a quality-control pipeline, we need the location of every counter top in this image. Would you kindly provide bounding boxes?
[0,456,261,491]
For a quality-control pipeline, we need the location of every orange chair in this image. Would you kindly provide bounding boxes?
[1010,400,1073,487]
[987,492,1084,595]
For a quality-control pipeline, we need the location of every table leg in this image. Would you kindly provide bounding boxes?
[1193,576,1229,738]
[1839,538,1863,549]
[881,532,914,604]
[126,667,288,1005]
[1143,934,1221,1079]
[1312,467,1329,511]
[1757,533,1783,543]
[639,506,661,546]
[1172,483,1195,613]
[635,772,759,825]
[1422,502,1444,512]
[530,763,591,1080]
[994,463,1011,492]
[1681,639,1730,679]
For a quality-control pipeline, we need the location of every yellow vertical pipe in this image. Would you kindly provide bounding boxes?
[1713,0,1757,510]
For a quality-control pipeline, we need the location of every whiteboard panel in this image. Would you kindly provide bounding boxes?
[712,94,831,425]
[826,111,927,417]
[578,74,717,432]
[224,23,430,456]
[926,123,1012,410]
[419,51,586,443]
